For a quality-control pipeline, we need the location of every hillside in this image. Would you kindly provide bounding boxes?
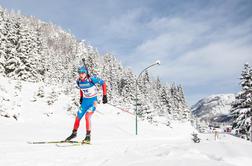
[0,6,190,123]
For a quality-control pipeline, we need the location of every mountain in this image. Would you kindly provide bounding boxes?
[191,94,235,123]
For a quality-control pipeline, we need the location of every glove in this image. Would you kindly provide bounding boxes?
[102,95,108,104]
[79,97,83,104]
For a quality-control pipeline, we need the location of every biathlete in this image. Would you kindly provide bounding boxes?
[65,66,107,143]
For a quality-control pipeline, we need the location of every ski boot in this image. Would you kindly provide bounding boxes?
[65,129,77,141]
[82,131,91,144]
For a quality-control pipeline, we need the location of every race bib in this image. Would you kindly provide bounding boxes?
[81,86,98,98]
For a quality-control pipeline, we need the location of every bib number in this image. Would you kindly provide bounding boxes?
[81,87,97,98]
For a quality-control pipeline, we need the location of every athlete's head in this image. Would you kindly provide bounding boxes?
[78,66,88,80]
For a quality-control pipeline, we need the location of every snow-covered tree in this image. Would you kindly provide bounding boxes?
[120,69,136,107]
[47,88,58,106]
[160,86,172,116]
[101,53,123,104]
[0,8,6,75]
[231,63,252,137]
[12,80,22,120]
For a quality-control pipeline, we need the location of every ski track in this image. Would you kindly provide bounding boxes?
[1,113,252,166]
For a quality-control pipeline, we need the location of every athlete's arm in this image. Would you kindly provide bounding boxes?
[91,77,107,95]
[77,79,83,104]
[91,77,107,103]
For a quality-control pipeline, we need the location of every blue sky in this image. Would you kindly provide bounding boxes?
[1,0,252,105]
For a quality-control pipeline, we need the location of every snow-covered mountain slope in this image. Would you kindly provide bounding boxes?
[1,79,252,166]
[0,7,189,122]
[191,94,235,122]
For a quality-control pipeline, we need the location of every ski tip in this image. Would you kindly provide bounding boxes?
[27,140,66,144]
[27,141,44,144]
[27,141,46,144]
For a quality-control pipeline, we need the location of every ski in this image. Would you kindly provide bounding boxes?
[56,141,91,147]
[27,140,79,144]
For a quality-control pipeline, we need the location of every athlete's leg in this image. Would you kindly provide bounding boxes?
[73,104,88,131]
[66,100,93,141]
[85,101,97,132]
[83,101,97,143]
[85,112,94,132]
[73,117,80,131]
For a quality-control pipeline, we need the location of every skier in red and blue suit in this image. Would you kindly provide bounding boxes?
[65,66,107,143]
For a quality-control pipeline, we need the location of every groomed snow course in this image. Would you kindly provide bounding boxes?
[1,76,252,166]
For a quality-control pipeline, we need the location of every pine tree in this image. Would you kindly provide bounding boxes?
[47,88,58,106]
[12,80,22,120]
[102,53,123,104]
[0,8,6,75]
[147,78,163,124]
[160,86,172,115]
[3,12,20,78]
[120,69,135,107]
[177,85,190,120]
[37,85,45,98]
[231,63,252,137]
[15,18,40,81]
[136,71,151,119]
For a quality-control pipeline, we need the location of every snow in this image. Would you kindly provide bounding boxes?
[1,78,252,166]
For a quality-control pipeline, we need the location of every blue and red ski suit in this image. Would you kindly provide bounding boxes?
[73,76,107,132]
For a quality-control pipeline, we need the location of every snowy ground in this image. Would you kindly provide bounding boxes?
[1,78,252,166]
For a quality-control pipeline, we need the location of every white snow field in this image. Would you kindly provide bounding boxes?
[1,78,252,166]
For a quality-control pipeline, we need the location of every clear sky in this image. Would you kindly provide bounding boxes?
[0,0,252,105]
